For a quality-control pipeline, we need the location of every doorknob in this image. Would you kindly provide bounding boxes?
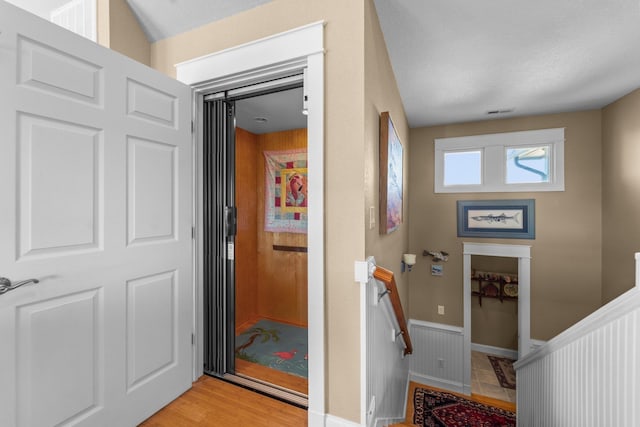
[0,276,39,295]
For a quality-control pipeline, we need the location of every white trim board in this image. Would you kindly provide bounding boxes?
[176,22,326,427]
[470,343,518,360]
[325,415,362,427]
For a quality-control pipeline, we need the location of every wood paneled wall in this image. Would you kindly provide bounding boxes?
[235,128,308,330]
[257,128,308,327]
[235,128,258,331]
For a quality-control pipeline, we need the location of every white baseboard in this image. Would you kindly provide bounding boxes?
[325,414,362,427]
[374,417,404,427]
[471,342,518,360]
[309,410,327,427]
[409,371,465,395]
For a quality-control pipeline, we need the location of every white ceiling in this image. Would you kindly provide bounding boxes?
[235,87,307,134]
[125,0,273,43]
[12,0,640,129]
[374,0,640,127]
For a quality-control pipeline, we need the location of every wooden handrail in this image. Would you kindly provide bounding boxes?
[373,266,413,356]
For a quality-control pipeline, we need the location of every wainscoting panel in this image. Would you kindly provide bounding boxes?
[362,258,409,427]
[408,320,465,393]
[516,285,640,426]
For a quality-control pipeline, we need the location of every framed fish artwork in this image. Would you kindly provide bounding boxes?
[457,199,535,239]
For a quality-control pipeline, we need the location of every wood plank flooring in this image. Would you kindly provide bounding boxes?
[139,376,308,427]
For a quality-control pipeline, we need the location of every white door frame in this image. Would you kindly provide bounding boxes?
[176,22,326,426]
[462,242,531,395]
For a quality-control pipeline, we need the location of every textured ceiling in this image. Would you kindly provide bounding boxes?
[125,0,640,128]
[374,0,640,127]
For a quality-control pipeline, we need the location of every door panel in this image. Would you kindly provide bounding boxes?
[18,113,103,258]
[16,289,103,426]
[127,136,177,245]
[0,3,193,426]
[126,271,177,391]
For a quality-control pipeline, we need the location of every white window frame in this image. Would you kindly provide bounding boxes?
[435,128,565,193]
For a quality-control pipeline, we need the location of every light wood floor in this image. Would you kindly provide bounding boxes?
[139,376,308,426]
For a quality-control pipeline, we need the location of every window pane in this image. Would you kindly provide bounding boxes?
[444,151,482,186]
[506,146,549,184]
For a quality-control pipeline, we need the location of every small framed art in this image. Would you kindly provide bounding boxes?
[457,199,535,239]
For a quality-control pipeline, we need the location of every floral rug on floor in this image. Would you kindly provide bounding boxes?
[487,355,517,389]
[235,319,308,378]
[413,387,516,427]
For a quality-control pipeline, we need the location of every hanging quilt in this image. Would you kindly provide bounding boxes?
[264,148,308,233]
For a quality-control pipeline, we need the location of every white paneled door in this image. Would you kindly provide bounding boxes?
[0,2,193,426]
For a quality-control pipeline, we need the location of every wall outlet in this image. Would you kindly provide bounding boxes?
[437,305,445,315]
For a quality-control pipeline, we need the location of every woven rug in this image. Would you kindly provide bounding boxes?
[235,319,308,378]
[487,355,516,389]
[413,387,515,427]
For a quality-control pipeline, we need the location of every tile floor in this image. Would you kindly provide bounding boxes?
[471,351,517,403]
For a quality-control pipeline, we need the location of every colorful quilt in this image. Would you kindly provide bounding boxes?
[264,148,307,233]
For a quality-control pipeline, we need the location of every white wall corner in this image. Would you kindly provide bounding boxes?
[355,261,369,284]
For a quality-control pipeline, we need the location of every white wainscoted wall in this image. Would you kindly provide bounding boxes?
[408,320,465,393]
[515,253,640,427]
[359,258,410,427]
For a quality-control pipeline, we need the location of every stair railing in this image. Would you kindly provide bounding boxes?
[373,266,413,356]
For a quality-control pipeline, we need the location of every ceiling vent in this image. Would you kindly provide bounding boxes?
[487,109,514,115]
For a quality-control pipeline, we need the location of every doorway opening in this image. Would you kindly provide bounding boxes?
[462,242,531,400]
[202,79,309,406]
[470,255,518,404]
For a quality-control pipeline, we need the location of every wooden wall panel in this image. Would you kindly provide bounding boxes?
[257,128,308,327]
[235,128,258,331]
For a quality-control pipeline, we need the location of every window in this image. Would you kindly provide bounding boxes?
[443,151,482,186]
[435,128,564,193]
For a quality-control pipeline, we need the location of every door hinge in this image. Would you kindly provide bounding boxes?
[191,120,194,134]
[191,333,195,345]
[191,226,195,239]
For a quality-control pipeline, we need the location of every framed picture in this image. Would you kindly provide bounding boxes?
[457,199,535,239]
[379,111,403,234]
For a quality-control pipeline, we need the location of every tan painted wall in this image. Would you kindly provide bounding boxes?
[408,111,603,342]
[602,88,640,303]
[96,0,150,66]
[151,0,367,421]
[364,0,410,309]
[471,256,518,350]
